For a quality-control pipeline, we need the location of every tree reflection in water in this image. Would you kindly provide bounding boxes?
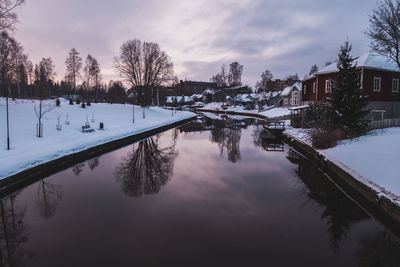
[115,136,178,197]
[36,179,63,219]
[356,230,400,267]
[289,148,368,253]
[0,193,33,266]
[88,157,100,171]
[72,163,85,176]
[209,118,242,163]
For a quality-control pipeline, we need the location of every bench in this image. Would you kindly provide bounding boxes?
[82,125,94,133]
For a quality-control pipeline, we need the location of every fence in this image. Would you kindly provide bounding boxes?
[368,118,400,130]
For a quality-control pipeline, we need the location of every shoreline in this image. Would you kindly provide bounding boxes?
[196,108,290,120]
[0,116,196,197]
[283,131,400,230]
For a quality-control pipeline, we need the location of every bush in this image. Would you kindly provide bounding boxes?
[87,101,91,106]
[56,98,60,107]
[81,103,86,108]
[76,99,81,105]
[311,122,345,149]
[69,99,73,105]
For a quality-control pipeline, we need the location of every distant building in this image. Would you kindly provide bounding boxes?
[219,85,252,97]
[175,80,217,96]
[302,52,400,119]
[270,79,299,91]
[279,82,302,107]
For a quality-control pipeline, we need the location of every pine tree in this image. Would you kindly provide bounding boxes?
[328,41,369,134]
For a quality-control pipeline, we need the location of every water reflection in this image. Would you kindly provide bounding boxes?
[0,194,33,266]
[72,163,85,176]
[36,179,63,219]
[290,148,369,253]
[114,136,178,197]
[0,115,398,266]
[180,115,256,163]
[252,125,284,152]
[356,230,400,267]
[87,158,100,171]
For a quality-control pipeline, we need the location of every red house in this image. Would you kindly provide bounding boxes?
[302,52,400,119]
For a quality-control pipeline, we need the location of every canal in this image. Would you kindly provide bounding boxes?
[0,114,399,266]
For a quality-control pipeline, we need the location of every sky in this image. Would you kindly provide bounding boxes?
[13,0,378,87]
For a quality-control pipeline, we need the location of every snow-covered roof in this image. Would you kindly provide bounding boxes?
[318,52,400,75]
[249,93,260,99]
[166,96,192,103]
[190,94,203,100]
[280,82,302,97]
[203,89,215,95]
[220,85,247,90]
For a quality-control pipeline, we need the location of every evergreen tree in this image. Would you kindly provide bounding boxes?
[309,64,318,75]
[328,41,369,134]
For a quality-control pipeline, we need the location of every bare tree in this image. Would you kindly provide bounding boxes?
[83,54,101,100]
[0,31,20,97]
[0,0,25,32]
[34,99,55,137]
[34,58,56,138]
[255,69,275,106]
[366,0,400,69]
[114,39,174,118]
[65,48,82,91]
[227,61,243,87]
[210,65,228,87]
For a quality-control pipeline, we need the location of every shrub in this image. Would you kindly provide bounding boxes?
[56,98,61,107]
[76,99,81,105]
[69,99,73,105]
[87,101,91,106]
[81,103,86,108]
[311,122,345,149]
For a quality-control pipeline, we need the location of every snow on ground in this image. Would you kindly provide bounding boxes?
[322,128,400,202]
[200,102,290,118]
[259,107,291,118]
[285,126,400,204]
[0,98,194,179]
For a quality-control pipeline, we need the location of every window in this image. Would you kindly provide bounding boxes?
[373,77,381,92]
[393,78,399,93]
[284,98,289,105]
[312,82,316,93]
[292,91,300,105]
[325,80,331,93]
[304,85,307,95]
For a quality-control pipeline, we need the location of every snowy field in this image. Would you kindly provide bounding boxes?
[285,127,400,204]
[199,103,291,118]
[0,98,194,179]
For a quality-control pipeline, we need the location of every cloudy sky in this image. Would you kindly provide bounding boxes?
[13,0,377,87]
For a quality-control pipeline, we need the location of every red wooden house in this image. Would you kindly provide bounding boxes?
[302,52,400,119]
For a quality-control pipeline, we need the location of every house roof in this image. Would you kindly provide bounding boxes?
[318,52,400,75]
[280,82,302,97]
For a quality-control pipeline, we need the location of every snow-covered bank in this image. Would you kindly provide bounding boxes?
[199,103,291,118]
[0,98,194,179]
[285,127,400,205]
[323,128,400,202]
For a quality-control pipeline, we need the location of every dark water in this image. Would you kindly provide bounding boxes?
[0,114,399,267]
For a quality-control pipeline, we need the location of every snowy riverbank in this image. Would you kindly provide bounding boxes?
[0,98,195,179]
[198,103,291,118]
[285,127,400,205]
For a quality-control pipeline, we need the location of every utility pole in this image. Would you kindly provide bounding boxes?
[6,88,10,150]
